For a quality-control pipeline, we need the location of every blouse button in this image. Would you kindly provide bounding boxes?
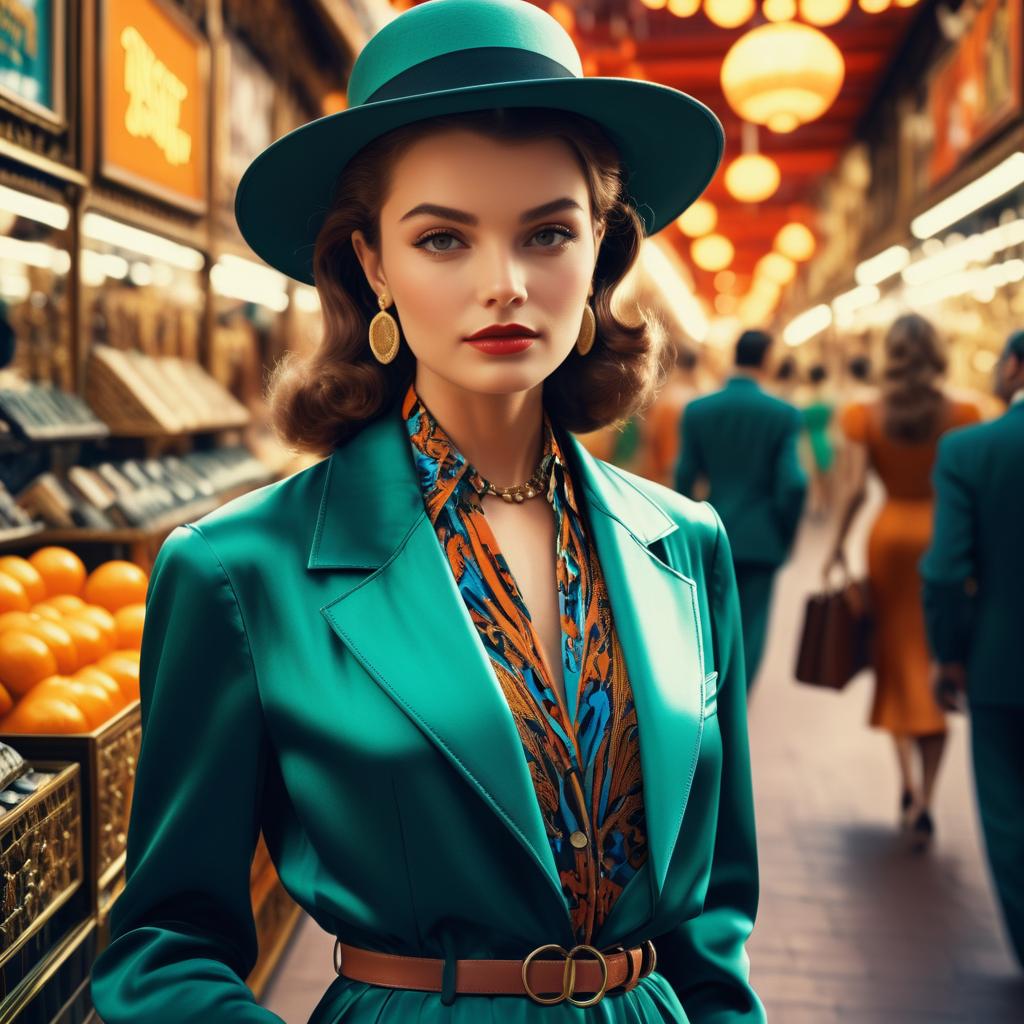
[569,830,589,850]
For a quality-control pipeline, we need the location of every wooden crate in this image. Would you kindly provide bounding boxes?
[0,763,88,1007]
[1,704,141,925]
[2,713,301,1003]
[0,918,97,1024]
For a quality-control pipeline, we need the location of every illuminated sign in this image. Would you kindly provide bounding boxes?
[0,0,58,117]
[101,0,207,210]
[120,25,191,166]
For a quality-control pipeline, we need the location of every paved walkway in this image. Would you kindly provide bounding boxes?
[745,509,1021,1022]
[261,495,1023,1022]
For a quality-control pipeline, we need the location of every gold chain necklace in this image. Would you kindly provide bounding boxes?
[479,452,555,503]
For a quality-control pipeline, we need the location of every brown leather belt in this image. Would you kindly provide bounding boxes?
[334,938,657,1007]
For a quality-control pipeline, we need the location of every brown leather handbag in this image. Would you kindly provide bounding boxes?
[795,573,872,690]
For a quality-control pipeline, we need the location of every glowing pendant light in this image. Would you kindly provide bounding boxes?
[721,22,845,134]
[755,252,797,285]
[691,234,735,272]
[775,222,816,261]
[724,153,781,203]
[668,0,701,15]
[763,0,797,20]
[640,0,668,9]
[799,0,851,26]
[704,0,756,28]
[676,199,718,237]
[859,0,890,11]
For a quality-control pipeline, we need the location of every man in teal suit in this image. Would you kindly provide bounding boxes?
[920,329,1024,971]
[674,330,807,690]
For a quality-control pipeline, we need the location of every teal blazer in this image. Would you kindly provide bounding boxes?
[675,377,806,567]
[89,399,765,1023]
[920,399,1024,708]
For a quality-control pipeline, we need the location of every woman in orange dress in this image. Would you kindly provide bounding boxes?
[827,313,980,852]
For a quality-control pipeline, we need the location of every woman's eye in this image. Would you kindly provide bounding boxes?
[414,225,577,254]
[415,232,465,253]
[532,226,576,248]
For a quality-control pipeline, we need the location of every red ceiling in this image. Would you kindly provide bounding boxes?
[558,3,922,296]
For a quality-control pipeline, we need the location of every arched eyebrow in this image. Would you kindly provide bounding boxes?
[399,197,583,224]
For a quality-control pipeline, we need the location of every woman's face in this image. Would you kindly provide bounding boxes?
[352,128,604,397]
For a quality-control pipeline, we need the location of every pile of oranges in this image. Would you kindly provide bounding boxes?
[0,547,147,735]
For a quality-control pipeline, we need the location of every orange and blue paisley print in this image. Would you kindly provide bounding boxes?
[402,382,648,945]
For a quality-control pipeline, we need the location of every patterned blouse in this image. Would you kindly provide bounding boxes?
[402,382,648,945]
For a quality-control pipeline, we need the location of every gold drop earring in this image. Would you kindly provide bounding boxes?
[369,289,401,364]
[575,286,596,356]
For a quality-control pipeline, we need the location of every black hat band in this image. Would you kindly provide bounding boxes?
[365,47,577,104]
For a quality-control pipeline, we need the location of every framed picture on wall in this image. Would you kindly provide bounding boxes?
[928,0,1023,187]
[98,0,209,213]
[0,0,66,128]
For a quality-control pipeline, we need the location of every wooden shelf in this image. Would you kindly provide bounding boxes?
[11,477,275,547]
[0,523,46,549]
[102,418,249,438]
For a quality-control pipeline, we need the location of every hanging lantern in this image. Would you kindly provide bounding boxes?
[775,222,816,261]
[691,234,735,272]
[755,252,797,285]
[724,153,780,203]
[858,0,890,11]
[721,23,845,133]
[704,0,756,29]
[748,278,782,307]
[763,0,797,20]
[798,0,851,26]
[676,199,718,237]
[668,0,701,15]
[715,269,737,292]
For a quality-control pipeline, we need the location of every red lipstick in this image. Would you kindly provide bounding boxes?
[463,323,539,356]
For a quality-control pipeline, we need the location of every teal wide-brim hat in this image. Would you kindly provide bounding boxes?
[234,0,724,285]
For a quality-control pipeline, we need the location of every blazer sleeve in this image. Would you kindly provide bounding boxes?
[89,524,285,1023]
[657,510,767,1023]
[920,434,977,664]
[772,406,808,554]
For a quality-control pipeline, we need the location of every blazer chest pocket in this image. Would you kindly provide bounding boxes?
[704,671,719,719]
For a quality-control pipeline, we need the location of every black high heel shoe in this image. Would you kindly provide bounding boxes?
[908,808,935,853]
[899,789,915,831]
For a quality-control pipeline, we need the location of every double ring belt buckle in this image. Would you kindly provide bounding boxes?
[521,942,610,1007]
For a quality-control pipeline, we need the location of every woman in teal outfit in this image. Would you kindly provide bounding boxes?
[799,364,836,518]
[89,1,765,1020]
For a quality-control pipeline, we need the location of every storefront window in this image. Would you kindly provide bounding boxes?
[0,183,73,390]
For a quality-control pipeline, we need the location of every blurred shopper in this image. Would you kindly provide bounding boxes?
[920,329,1024,969]
[799,364,836,519]
[676,330,807,691]
[640,346,699,487]
[835,352,876,506]
[827,313,981,851]
[846,353,873,392]
[772,355,798,402]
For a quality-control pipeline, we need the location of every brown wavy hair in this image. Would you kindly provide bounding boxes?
[267,107,669,456]
[880,312,948,443]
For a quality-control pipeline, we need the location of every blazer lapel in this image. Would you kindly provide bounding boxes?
[309,406,571,936]
[560,432,707,910]
[308,403,707,938]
